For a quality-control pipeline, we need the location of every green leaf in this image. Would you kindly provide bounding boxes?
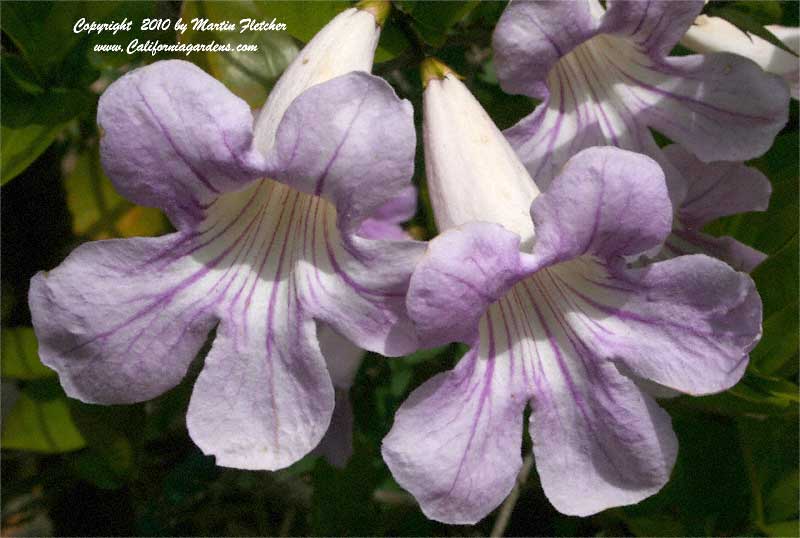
[70,437,135,490]
[765,470,800,524]
[1,327,53,380]
[253,1,348,44]
[1,59,92,185]
[64,146,167,239]
[764,520,800,537]
[180,1,299,107]
[729,371,800,408]
[707,4,798,57]
[1,385,85,453]
[0,1,116,87]
[396,0,478,46]
[311,435,382,536]
[750,301,799,375]
[66,402,144,488]
[752,234,799,319]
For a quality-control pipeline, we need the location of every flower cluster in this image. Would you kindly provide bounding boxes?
[29,0,792,525]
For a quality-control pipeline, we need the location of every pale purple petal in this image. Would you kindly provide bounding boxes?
[267,72,416,233]
[28,234,217,404]
[97,60,267,228]
[264,72,424,356]
[600,0,703,57]
[664,144,771,228]
[530,147,672,267]
[383,343,526,524]
[629,53,790,162]
[186,286,334,470]
[661,231,767,273]
[358,185,418,240]
[529,344,678,516]
[553,255,760,395]
[406,222,531,347]
[492,0,598,100]
[653,144,771,271]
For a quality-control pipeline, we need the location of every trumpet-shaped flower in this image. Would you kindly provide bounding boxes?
[381,61,762,524]
[493,0,789,203]
[681,16,799,99]
[29,4,424,471]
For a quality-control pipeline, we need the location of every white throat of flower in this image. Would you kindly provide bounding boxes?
[422,59,540,248]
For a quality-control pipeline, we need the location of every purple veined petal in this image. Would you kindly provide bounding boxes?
[186,271,334,470]
[600,0,704,58]
[29,234,219,404]
[97,60,268,229]
[494,0,789,201]
[529,146,672,267]
[382,320,527,524]
[406,222,532,348]
[492,0,599,100]
[519,272,679,516]
[253,6,382,154]
[663,144,772,228]
[647,144,771,272]
[546,254,760,395]
[266,72,417,235]
[621,52,790,162]
[660,229,767,273]
[313,324,364,468]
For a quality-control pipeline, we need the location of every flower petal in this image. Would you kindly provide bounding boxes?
[357,185,417,240]
[492,0,598,100]
[186,290,334,470]
[664,145,771,228]
[28,234,219,404]
[600,0,703,57]
[253,7,381,153]
[97,60,267,228]
[267,72,416,233]
[662,231,767,273]
[551,254,760,395]
[529,341,678,516]
[681,17,800,99]
[530,147,672,266]
[510,274,678,516]
[502,53,688,203]
[382,339,526,524]
[621,52,790,162]
[406,222,530,347]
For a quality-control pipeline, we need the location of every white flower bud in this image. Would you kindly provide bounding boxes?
[422,58,540,246]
